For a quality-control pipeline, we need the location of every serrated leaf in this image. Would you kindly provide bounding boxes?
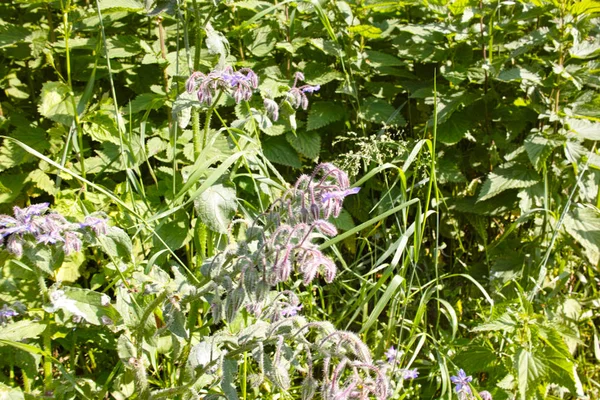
[26,169,57,195]
[478,164,540,202]
[360,97,405,126]
[286,131,321,159]
[304,62,343,85]
[97,0,144,11]
[566,118,600,140]
[563,207,600,265]
[515,349,545,400]
[365,50,403,67]
[472,312,517,332]
[348,24,382,39]
[194,183,238,234]
[0,320,47,341]
[306,101,345,131]
[438,110,473,145]
[38,82,76,126]
[569,37,600,59]
[0,24,30,48]
[128,93,166,114]
[262,136,301,168]
[248,25,276,57]
[524,134,561,170]
[496,67,541,84]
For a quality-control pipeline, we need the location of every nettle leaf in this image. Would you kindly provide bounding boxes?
[0,24,30,48]
[563,206,600,265]
[306,101,345,131]
[569,37,600,59]
[262,136,301,168]
[194,183,238,234]
[0,126,49,172]
[248,25,276,58]
[0,320,46,341]
[38,82,76,126]
[348,24,382,39]
[566,118,600,141]
[26,169,57,195]
[496,67,542,85]
[360,97,405,126]
[128,93,166,114]
[97,0,144,11]
[286,131,321,159]
[309,38,342,56]
[524,134,562,171]
[154,210,191,252]
[304,62,343,85]
[515,349,546,400]
[438,109,475,145]
[477,163,540,202]
[472,312,517,332]
[364,50,403,67]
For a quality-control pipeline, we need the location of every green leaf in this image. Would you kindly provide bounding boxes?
[569,37,600,59]
[438,109,473,145]
[26,169,57,195]
[563,206,600,265]
[248,25,276,57]
[365,50,403,67]
[306,101,345,131]
[0,24,30,48]
[128,93,166,114]
[524,134,561,171]
[286,131,321,159]
[478,163,540,202]
[222,358,239,400]
[49,287,120,326]
[360,97,405,126]
[97,0,144,11]
[472,312,517,333]
[0,320,47,341]
[566,118,600,141]
[0,383,24,400]
[38,82,76,126]
[497,67,542,85]
[0,126,49,172]
[194,183,238,234]
[515,349,545,400]
[98,226,134,262]
[262,136,301,168]
[348,25,382,39]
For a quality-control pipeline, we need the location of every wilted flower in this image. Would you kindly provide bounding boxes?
[450,369,473,394]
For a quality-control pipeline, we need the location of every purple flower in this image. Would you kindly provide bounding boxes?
[37,230,64,245]
[321,187,361,202]
[450,369,473,394]
[401,368,419,380]
[281,304,303,317]
[384,346,398,363]
[478,391,492,400]
[264,98,279,121]
[301,85,320,94]
[186,66,258,106]
[80,216,108,235]
[0,304,18,320]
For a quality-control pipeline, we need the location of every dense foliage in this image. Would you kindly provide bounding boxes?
[0,0,599,399]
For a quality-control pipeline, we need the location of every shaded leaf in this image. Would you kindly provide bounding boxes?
[286,131,321,159]
[478,164,540,202]
[306,101,345,131]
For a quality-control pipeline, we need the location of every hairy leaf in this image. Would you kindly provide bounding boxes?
[478,164,540,202]
[194,183,238,234]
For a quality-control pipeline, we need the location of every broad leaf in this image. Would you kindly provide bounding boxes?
[194,183,238,234]
[515,348,545,400]
[563,206,600,265]
[286,131,321,159]
[478,164,540,202]
[306,101,345,131]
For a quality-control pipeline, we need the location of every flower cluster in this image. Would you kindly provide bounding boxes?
[260,163,360,285]
[451,369,492,400]
[186,66,258,106]
[384,346,419,381]
[264,71,320,121]
[0,203,108,257]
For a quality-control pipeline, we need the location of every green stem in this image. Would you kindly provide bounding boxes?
[192,109,201,159]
